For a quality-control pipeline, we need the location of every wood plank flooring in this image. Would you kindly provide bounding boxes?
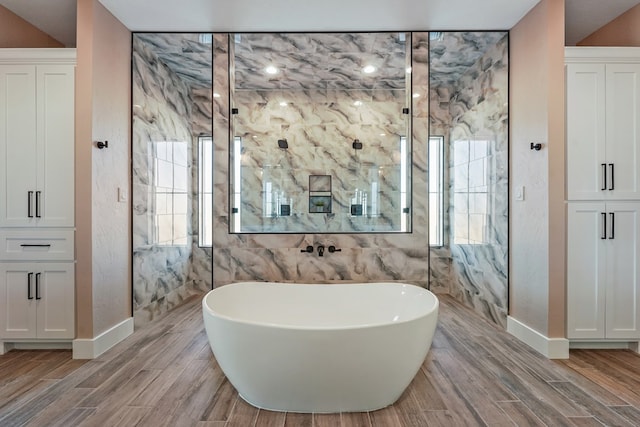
[1,295,640,426]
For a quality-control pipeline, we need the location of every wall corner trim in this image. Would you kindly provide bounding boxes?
[72,317,134,359]
[507,316,569,359]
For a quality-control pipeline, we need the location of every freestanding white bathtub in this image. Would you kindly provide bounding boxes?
[202,281,439,413]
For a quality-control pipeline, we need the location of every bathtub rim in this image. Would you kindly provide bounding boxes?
[202,281,439,332]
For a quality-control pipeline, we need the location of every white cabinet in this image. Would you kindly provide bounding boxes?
[0,49,76,353]
[566,61,640,201]
[566,48,640,344]
[0,61,75,227]
[0,262,74,339]
[567,202,640,339]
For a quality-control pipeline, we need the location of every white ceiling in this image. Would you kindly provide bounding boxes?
[0,0,638,47]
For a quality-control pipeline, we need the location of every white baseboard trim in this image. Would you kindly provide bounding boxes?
[72,317,134,359]
[507,316,569,359]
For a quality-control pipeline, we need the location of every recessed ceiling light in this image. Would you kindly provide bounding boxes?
[412,93,420,98]
[265,65,279,75]
[353,100,363,106]
[213,92,221,98]
[279,101,288,107]
[363,65,376,74]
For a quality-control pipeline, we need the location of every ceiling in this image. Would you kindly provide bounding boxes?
[0,0,638,47]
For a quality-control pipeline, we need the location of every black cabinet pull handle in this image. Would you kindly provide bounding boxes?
[300,245,313,253]
[20,244,51,248]
[27,272,33,300]
[328,245,342,253]
[609,212,615,239]
[35,191,41,218]
[35,273,41,300]
[609,164,614,190]
[601,164,607,191]
[28,191,33,218]
[601,212,607,239]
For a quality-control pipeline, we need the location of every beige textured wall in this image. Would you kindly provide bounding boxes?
[0,5,63,48]
[76,0,131,338]
[509,0,565,337]
[578,4,640,46]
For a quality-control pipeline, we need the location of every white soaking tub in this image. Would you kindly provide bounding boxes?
[202,281,439,413]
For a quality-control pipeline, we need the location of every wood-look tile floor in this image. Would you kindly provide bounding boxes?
[2,295,640,426]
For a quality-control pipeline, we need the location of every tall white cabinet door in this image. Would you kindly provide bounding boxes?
[35,263,74,339]
[0,66,38,227]
[606,65,640,200]
[567,202,607,339]
[605,202,640,339]
[0,264,37,339]
[36,65,75,227]
[566,64,606,201]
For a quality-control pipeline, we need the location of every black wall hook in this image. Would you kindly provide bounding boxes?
[530,142,542,151]
[96,140,109,149]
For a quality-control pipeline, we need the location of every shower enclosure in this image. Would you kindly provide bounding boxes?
[132,33,213,324]
[130,30,509,328]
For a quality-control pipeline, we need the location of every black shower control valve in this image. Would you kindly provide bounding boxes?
[328,245,341,253]
[300,245,314,253]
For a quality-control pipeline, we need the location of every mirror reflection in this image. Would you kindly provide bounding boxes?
[230,32,412,233]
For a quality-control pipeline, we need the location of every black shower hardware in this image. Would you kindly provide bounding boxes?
[317,245,325,257]
[96,140,109,149]
[278,139,288,149]
[328,245,341,253]
[530,142,542,151]
[300,245,314,253]
[352,139,363,150]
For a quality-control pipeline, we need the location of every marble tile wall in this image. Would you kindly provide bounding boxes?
[212,33,431,288]
[445,33,509,326]
[132,34,212,325]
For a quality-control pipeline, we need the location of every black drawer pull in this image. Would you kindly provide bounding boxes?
[28,191,33,218]
[20,244,52,248]
[609,163,614,191]
[601,212,607,240]
[609,212,615,239]
[35,191,41,218]
[27,272,34,300]
[35,273,41,300]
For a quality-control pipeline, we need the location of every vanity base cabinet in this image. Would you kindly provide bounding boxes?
[0,262,75,340]
[567,202,640,340]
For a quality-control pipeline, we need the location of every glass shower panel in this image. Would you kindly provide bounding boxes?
[131,33,213,324]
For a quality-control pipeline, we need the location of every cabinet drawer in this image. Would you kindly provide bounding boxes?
[0,229,74,261]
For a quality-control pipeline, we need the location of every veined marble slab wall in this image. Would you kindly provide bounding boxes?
[443,33,509,326]
[233,89,408,232]
[132,34,212,325]
[213,33,430,287]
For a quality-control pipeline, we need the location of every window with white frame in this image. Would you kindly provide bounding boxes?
[198,136,213,247]
[429,136,444,246]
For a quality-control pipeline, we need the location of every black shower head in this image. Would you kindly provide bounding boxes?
[278,139,288,149]
[352,139,363,150]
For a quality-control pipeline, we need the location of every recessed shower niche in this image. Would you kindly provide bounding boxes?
[229,32,412,233]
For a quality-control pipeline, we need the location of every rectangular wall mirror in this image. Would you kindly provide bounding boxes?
[229,32,412,233]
